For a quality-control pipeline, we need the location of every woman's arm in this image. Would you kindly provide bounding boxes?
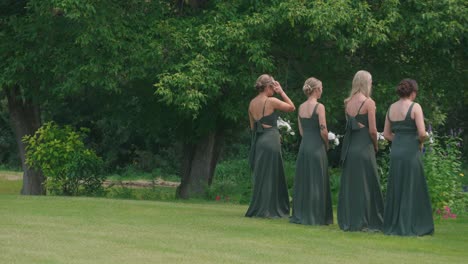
[413,103,428,143]
[383,111,394,141]
[317,104,329,150]
[271,81,295,112]
[248,110,254,130]
[367,99,378,152]
[248,101,254,130]
[298,115,303,136]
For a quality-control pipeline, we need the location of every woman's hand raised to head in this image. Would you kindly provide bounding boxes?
[271,81,295,112]
[273,81,284,95]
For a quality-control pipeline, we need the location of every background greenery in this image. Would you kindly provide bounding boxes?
[0,0,466,205]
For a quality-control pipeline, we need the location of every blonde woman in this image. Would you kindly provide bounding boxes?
[337,70,384,231]
[290,77,333,225]
[383,79,434,236]
[246,74,295,218]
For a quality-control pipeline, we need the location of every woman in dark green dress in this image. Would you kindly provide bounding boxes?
[290,77,333,225]
[383,79,434,236]
[338,70,384,231]
[246,74,296,218]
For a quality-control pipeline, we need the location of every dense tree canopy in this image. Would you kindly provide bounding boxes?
[1,0,466,197]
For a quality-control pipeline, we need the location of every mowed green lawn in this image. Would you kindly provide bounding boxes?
[0,194,466,264]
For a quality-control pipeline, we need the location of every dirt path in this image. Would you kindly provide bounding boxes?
[0,172,179,188]
[103,178,180,188]
[0,171,22,181]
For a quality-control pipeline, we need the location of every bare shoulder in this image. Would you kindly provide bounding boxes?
[412,102,423,113]
[268,97,282,104]
[388,101,398,111]
[299,101,306,110]
[317,103,325,112]
[365,98,376,112]
[367,97,376,107]
[248,99,255,111]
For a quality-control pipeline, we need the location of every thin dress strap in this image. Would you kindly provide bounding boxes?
[356,98,368,115]
[405,102,416,120]
[312,103,320,116]
[262,98,269,117]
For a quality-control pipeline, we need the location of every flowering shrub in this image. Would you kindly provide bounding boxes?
[435,206,457,220]
[377,129,466,214]
[424,133,465,214]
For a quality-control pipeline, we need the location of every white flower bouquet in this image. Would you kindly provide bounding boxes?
[328,131,340,148]
[277,117,295,136]
[426,131,434,144]
[377,132,388,150]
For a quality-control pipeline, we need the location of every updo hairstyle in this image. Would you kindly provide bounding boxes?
[303,77,321,97]
[397,79,418,98]
[255,74,275,92]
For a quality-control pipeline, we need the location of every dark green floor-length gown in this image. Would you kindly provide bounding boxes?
[246,100,290,218]
[290,104,333,225]
[384,102,434,236]
[338,100,384,231]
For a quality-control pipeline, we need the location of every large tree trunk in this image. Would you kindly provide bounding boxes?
[176,131,223,199]
[5,85,45,195]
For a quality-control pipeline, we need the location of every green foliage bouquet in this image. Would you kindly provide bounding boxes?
[23,122,104,196]
[377,132,388,150]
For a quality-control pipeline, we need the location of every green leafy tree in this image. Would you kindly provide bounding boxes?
[154,0,466,198]
[0,0,167,194]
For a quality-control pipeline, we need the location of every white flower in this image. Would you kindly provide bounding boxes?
[377,132,385,141]
[327,131,340,147]
[277,117,292,132]
[426,131,434,144]
[277,117,295,136]
[334,138,340,146]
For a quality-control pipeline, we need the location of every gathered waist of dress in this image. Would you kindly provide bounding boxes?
[259,126,278,132]
[393,130,417,135]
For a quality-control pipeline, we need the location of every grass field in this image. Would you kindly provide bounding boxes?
[0,195,467,263]
[1,171,467,263]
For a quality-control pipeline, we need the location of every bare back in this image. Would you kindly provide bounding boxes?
[249,96,275,121]
[345,94,370,116]
[388,101,416,121]
[298,102,319,118]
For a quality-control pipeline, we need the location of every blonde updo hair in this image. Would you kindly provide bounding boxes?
[344,70,372,104]
[255,74,275,92]
[303,77,321,97]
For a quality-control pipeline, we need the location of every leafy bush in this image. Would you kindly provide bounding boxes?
[208,159,252,204]
[106,186,175,201]
[208,158,296,204]
[329,167,341,204]
[424,134,465,214]
[377,151,390,198]
[23,122,104,196]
